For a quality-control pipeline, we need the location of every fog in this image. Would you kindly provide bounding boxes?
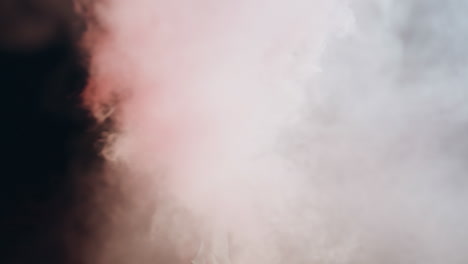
[78,0,468,263]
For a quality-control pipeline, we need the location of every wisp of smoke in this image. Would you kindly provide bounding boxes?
[77,0,468,263]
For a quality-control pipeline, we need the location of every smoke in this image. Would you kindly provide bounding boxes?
[78,0,468,263]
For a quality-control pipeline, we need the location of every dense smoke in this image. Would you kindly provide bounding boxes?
[78,0,468,263]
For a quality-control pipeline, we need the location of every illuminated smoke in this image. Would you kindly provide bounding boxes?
[78,0,468,263]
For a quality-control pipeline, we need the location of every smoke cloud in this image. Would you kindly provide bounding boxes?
[78,0,468,263]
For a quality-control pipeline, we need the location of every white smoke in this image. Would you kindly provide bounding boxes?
[78,0,468,263]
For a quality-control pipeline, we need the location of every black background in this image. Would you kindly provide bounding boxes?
[0,1,99,263]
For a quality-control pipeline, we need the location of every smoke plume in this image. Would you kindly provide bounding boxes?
[78,0,468,263]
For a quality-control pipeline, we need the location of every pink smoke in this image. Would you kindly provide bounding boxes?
[77,0,468,263]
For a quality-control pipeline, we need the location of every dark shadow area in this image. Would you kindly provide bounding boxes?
[0,1,100,263]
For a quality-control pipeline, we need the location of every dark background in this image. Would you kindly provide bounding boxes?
[0,1,99,263]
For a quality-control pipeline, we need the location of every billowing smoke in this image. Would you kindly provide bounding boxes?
[77,0,468,263]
